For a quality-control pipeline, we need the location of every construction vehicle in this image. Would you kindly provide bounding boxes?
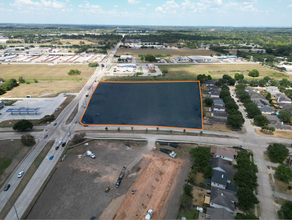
[104,185,110,193]
[116,171,125,188]
[145,209,153,220]
[169,151,177,158]
[86,150,96,159]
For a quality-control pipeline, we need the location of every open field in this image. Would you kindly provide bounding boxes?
[114,153,183,219]
[0,141,53,219]
[116,48,216,58]
[26,140,148,219]
[159,64,291,80]
[0,140,32,188]
[59,39,96,45]
[0,65,94,97]
[0,65,94,80]
[256,129,292,139]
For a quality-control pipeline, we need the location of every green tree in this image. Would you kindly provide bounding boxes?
[13,120,33,131]
[237,187,259,210]
[189,147,212,170]
[204,98,213,106]
[162,69,168,74]
[88,62,99,67]
[223,74,232,80]
[234,73,244,80]
[21,134,36,146]
[279,78,291,87]
[254,115,269,126]
[258,79,266,87]
[282,201,292,220]
[228,78,236,86]
[278,85,286,93]
[267,143,289,163]
[144,54,156,62]
[179,194,193,207]
[1,82,12,91]
[278,110,292,123]
[248,69,260,77]
[235,168,258,190]
[275,164,292,181]
[72,132,86,144]
[235,213,259,219]
[245,102,262,118]
[68,69,81,75]
[18,76,25,83]
[265,92,271,99]
[204,165,213,178]
[225,100,239,111]
[227,114,245,128]
[183,184,193,198]
[188,173,196,185]
[220,89,230,99]
[270,79,278,86]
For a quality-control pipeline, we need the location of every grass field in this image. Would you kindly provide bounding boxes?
[116,48,216,58]
[158,64,291,80]
[0,65,95,97]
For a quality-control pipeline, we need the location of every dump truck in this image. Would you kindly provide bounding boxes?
[116,171,125,188]
[86,150,96,159]
[145,209,153,220]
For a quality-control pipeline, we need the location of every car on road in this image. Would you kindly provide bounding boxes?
[4,184,10,191]
[49,155,54,160]
[53,122,57,126]
[55,146,59,150]
[116,179,121,188]
[74,120,77,123]
[18,171,25,178]
[68,133,71,136]
[44,135,48,139]
[62,142,66,147]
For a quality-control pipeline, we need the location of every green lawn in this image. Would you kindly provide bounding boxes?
[177,209,199,219]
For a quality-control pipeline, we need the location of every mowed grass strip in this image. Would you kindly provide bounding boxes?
[0,140,31,188]
[116,48,216,58]
[0,141,54,220]
[0,65,94,80]
[158,64,291,80]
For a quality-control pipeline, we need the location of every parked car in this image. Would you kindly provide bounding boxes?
[55,146,59,150]
[74,120,77,124]
[44,135,48,139]
[62,142,66,147]
[68,133,71,137]
[49,155,54,160]
[4,184,10,191]
[53,122,57,126]
[17,171,25,178]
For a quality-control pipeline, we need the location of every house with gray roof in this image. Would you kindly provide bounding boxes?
[206,208,234,220]
[209,105,226,112]
[205,80,216,87]
[265,86,279,95]
[211,111,229,119]
[209,158,237,176]
[210,187,238,213]
[210,90,220,98]
[250,92,265,100]
[258,106,274,115]
[212,99,225,107]
[275,93,292,104]
[209,170,237,192]
[252,98,269,108]
[210,118,228,125]
[215,146,237,162]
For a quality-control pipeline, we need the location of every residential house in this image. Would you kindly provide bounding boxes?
[250,92,265,100]
[209,157,237,176]
[207,86,220,92]
[258,106,274,115]
[275,93,292,104]
[210,118,228,125]
[209,170,237,192]
[252,98,269,108]
[212,99,225,107]
[210,187,238,213]
[205,80,216,87]
[209,105,226,112]
[265,86,279,95]
[210,90,220,98]
[211,111,229,119]
[214,146,237,162]
[206,208,234,220]
[280,104,292,114]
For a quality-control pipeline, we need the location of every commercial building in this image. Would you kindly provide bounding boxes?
[116,64,136,72]
[120,55,133,61]
[188,56,216,62]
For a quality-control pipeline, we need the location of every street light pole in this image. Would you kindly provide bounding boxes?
[4,193,19,220]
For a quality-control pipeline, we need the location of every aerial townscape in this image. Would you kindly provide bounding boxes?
[1,0,292,220]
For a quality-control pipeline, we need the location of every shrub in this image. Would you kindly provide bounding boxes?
[13,120,33,131]
[204,98,213,106]
[68,69,81,75]
[19,76,25,83]
[72,132,86,144]
[88,62,99,67]
[33,79,38,83]
[183,184,193,198]
[21,134,36,146]
[267,143,289,163]
[248,69,260,77]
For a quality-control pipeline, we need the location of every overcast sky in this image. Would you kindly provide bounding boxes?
[0,0,291,27]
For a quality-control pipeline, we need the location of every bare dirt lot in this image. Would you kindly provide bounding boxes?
[27,140,148,219]
[114,153,183,219]
[116,48,216,58]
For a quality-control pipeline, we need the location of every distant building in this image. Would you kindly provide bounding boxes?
[209,158,237,176]
[147,64,155,70]
[209,105,226,112]
[188,56,215,62]
[275,93,292,104]
[120,55,133,61]
[206,208,234,220]
[210,187,238,213]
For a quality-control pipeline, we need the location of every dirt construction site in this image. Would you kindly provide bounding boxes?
[26,140,185,219]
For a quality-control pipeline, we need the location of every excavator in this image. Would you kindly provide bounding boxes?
[105,185,110,193]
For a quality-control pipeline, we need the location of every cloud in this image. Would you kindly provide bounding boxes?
[139,7,146,9]
[240,4,258,11]
[146,4,151,6]
[128,0,140,4]
[181,0,197,11]
[64,0,69,2]
[10,0,66,10]
[114,5,119,7]
[200,0,222,5]
[155,6,164,12]
[236,0,258,4]
[288,4,292,7]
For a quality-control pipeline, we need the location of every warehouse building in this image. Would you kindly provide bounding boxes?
[116,64,136,72]
[188,56,216,62]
